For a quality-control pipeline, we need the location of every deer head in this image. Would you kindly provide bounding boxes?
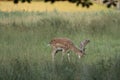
[80,39,90,55]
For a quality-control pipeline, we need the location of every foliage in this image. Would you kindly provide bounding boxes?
[13,0,118,8]
[103,0,118,8]
[0,2,109,12]
[14,0,32,4]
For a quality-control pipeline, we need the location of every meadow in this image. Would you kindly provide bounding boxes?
[0,1,120,80]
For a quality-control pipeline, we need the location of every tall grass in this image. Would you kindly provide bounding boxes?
[0,11,120,80]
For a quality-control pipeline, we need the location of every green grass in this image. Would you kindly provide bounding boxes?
[0,10,120,80]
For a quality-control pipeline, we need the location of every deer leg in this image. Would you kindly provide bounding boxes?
[67,53,70,62]
[61,49,65,62]
[51,49,57,62]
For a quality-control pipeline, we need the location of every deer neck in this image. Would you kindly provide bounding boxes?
[71,46,83,56]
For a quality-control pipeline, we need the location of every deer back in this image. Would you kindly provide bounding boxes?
[50,38,76,51]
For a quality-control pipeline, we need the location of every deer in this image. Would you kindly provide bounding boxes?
[49,37,90,62]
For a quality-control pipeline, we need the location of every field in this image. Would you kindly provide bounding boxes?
[0,1,120,80]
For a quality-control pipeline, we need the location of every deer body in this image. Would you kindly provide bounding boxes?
[49,38,90,62]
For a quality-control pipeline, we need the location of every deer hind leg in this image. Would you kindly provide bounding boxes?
[67,50,71,62]
[67,53,70,62]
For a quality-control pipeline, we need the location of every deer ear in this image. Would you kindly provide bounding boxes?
[80,39,90,49]
[85,39,90,43]
[83,39,90,46]
[80,41,83,48]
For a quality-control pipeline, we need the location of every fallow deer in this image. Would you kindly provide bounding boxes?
[49,38,90,62]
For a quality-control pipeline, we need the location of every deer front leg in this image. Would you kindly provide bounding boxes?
[51,49,57,62]
[61,49,66,62]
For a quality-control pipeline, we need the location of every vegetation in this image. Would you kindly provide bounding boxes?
[12,0,118,8]
[0,10,120,80]
[0,1,112,12]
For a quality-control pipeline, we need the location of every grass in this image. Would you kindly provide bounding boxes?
[0,10,120,80]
